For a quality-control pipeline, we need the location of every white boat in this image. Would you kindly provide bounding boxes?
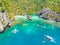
[0,11,11,32]
[45,35,56,43]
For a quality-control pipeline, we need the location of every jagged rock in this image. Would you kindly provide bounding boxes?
[37,8,60,22]
[0,21,4,32]
[27,16,32,20]
[0,11,11,33]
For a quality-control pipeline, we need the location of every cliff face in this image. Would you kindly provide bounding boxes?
[0,11,10,32]
[0,11,10,26]
[37,8,60,22]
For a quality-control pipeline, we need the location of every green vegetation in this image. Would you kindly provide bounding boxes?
[0,0,60,18]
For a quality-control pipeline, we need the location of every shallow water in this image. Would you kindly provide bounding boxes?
[0,15,60,45]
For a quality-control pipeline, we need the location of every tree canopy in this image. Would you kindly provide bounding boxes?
[0,0,60,16]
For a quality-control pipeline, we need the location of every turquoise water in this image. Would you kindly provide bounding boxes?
[0,15,60,45]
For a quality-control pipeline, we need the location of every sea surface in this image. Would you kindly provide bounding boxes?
[0,15,60,45]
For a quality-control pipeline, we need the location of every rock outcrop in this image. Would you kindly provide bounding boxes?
[0,11,11,33]
[37,8,60,22]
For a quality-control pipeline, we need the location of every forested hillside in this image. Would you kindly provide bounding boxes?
[0,0,60,18]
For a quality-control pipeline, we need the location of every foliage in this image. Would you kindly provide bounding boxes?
[0,0,60,17]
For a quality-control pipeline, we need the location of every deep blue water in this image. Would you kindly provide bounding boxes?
[0,15,60,45]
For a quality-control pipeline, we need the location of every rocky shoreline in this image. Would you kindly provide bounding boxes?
[0,11,14,33]
[37,8,60,22]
